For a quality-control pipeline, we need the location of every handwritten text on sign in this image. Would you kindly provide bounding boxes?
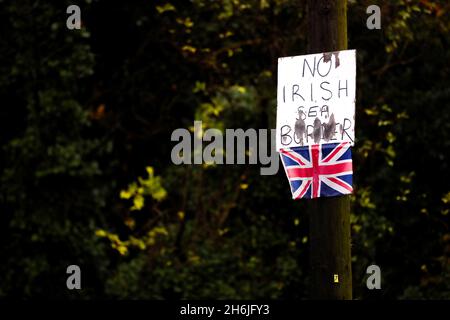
[276,49,356,151]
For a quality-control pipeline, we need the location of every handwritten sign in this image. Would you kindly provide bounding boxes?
[276,49,356,151]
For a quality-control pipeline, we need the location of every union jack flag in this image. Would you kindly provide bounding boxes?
[279,142,353,199]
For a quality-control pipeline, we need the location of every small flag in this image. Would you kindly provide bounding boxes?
[279,142,353,199]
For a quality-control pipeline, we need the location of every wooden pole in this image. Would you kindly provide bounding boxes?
[306,0,352,299]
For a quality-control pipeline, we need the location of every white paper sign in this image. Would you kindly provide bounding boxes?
[276,49,356,151]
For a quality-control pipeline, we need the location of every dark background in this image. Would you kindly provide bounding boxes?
[0,0,448,299]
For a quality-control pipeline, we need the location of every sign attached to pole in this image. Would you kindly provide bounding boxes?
[277,49,356,199]
[276,49,356,151]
